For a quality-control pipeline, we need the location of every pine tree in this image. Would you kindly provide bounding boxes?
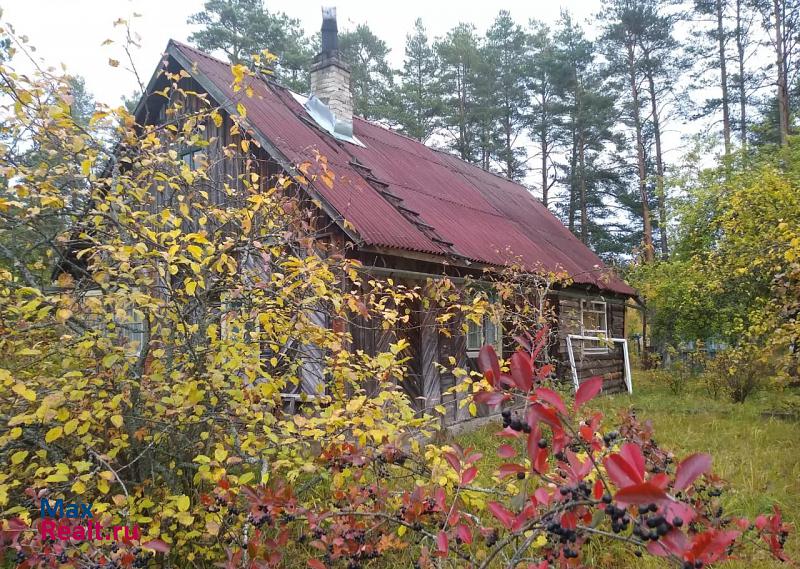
[435,24,483,163]
[187,0,312,93]
[599,0,657,262]
[527,22,561,207]
[552,14,622,249]
[394,19,441,142]
[483,11,529,180]
[339,24,394,120]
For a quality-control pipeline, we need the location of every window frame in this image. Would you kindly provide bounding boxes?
[580,298,609,354]
[465,290,502,359]
[81,288,145,357]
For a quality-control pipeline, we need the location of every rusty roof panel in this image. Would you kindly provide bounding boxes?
[170,41,635,296]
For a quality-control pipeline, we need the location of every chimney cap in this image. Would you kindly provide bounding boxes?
[320,6,339,54]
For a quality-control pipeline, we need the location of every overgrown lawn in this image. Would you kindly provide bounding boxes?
[457,371,800,568]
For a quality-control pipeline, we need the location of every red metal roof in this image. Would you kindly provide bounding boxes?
[169,41,635,296]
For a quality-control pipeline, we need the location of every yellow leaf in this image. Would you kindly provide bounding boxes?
[11,450,28,465]
[214,448,227,462]
[45,426,63,443]
[56,308,72,321]
[241,139,250,153]
[72,480,86,494]
[236,102,247,118]
[210,110,223,128]
[97,479,110,494]
[110,415,123,428]
[469,402,477,417]
[175,495,190,512]
[185,281,197,295]
[81,159,92,176]
[176,511,194,526]
[102,353,119,368]
[12,383,36,402]
[63,419,78,435]
[187,244,203,260]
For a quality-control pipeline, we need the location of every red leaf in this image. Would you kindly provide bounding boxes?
[574,376,603,410]
[498,463,526,479]
[307,560,326,569]
[530,325,549,361]
[614,482,669,505]
[443,452,461,473]
[477,345,501,387]
[497,426,523,438]
[535,387,566,415]
[510,351,533,392]
[497,444,517,459]
[487,501,514,529]
[526,426,541,461]
[593,479,604,500]
[461,466,478,485]
[674,453,712,491]
[456,524,473,545]
[619,443,646,481]
[533,446,549,474]
[437,530,448,555]
[142,540,171,553]
[647,528,689,558]
[474,391,509,407]
[527,403,561,430]
[687,530,740,564]
[603,454,644,489]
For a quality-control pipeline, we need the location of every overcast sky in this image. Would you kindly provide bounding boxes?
[3,0,600,106]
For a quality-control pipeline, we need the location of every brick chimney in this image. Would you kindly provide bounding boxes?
[309,7,353,137]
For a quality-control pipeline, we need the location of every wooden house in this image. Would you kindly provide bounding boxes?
[130,9,637,425]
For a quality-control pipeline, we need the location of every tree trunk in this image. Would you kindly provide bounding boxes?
[627,42,654,262]
[773,0,790,146]
[568,123,578,233]
[578,132,588,244]
[735,0,748,143]
[717,0,732,155]
[646,67,669,258]
[540,127,549,207]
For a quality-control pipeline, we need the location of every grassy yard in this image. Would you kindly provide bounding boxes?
[457,371,800,568]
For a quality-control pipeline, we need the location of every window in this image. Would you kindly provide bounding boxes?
[180,147,203,170]
[465,292,502,358]
[80,289,145,357]
[581,299,609,354]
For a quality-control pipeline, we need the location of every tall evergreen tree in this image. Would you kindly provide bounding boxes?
[483,11,529,180]
[599,0,657,262]
[751,0,800,145]
[435,24,483,163]
[394,19,441,142]
[552,14,623,249]
[526,21,561,207]
[339,24,394,120]
[187,0,312,93]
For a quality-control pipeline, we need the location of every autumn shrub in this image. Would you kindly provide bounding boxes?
[707,345,772,403]
[0,20,793,569]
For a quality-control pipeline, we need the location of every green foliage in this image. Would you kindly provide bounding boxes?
[338,24,394,120]
[392,19,441,142]
[630,141,800,381]
[187,0,312,92]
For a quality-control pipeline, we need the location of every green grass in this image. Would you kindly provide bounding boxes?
[457,371,800,568]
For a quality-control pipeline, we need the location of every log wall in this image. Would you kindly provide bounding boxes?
[556,296,627,394]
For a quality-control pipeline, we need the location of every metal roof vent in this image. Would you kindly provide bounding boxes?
[290,91,365,147]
